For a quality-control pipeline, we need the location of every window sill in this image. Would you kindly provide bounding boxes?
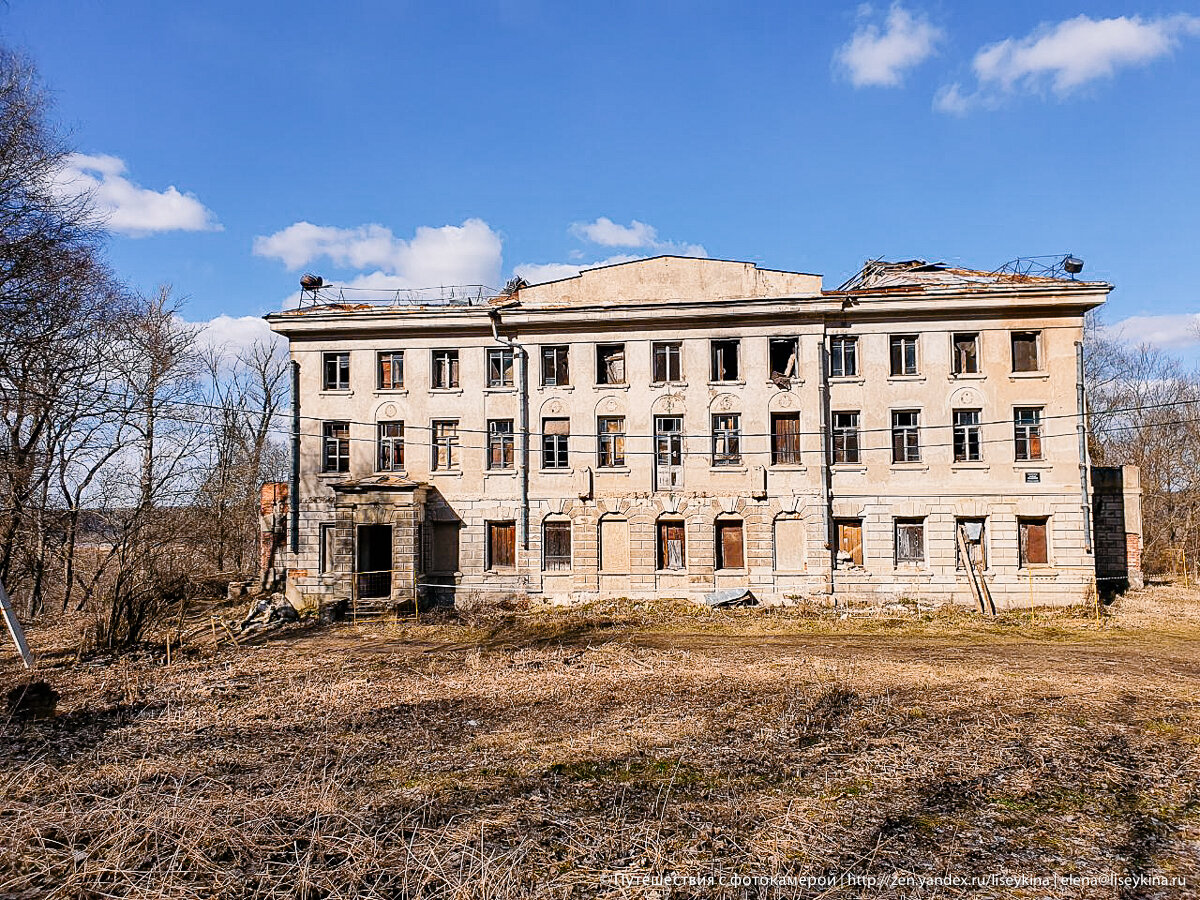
[484,469,516,477]
[951,463,989,471]
[765,378,803,388]
[1013,461,1052,470]
[707,380,744,388]
[1009,371,1049,380]
[373,388,408,396]
[716,568,747,574]
[889,463,929,472]
[710,465,748,473]
[319,389,353,397]
[430,387,464,395]
[594,383,630,391]
[650,381,688,389]
[596,466,631,475]
[893,564,927,572]
[429,470,463,477]
[374,469,408,477]
[317,471,350,478]
[832,464,867,473]
[537,384,574,392]
[829,375,864,384]
[948,373,985,381]
[539,468,575,475]
[886,375,925,383]
[770,464,808,473]
[656,569,688,575]
[483,386,516,393]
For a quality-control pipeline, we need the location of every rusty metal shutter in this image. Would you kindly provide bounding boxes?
[718,521,744,569]
[1020,519,1048,566]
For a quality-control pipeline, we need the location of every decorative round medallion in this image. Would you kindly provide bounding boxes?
[384,403,397,417]
[547,400,563,415]
[717,395,734,412]
[959,390,976,405]
[778,394,794,409]
[604,397,619,413]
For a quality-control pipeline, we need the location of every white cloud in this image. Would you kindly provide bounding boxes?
[51,153,220,236]
[937,14,1200,113]
[1108,313,1200,350]
[187,314,284,370]
[569,217,659,247]
[834,4,943,88]
[253,217,502,289]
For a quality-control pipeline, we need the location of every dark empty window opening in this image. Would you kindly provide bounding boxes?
[952,333,979,374]
[1012,331,1041,372]
[541,345,569,386]
[543,520,572,571]
[955,518,987,570]
[377,351,404,390]
[772,412,802,465]
[597,344,626,385]
[487,521,516,570]
[652,341,682,383]
[657,520,686,571]
[895,519,925,565]
[432,350,460,388]
[890,335,919,376]
[711,339,740,382]
[323,352,350,391]
[1019,518,1049,567]
[488,348,514,388]
[716,519,745,570]
[769,338,799,380]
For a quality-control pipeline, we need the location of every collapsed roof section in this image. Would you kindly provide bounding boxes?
[832,258,1111,295]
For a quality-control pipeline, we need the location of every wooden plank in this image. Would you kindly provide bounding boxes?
[0,581,33,669]
[720,522,744,569]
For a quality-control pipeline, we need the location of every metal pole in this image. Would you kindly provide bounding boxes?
[290,360,301,555]
[818,332,835,598]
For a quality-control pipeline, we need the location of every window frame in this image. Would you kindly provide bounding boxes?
[651,341,683,383]
[711,413,742,466]
[321,420,350,473]
[889,335,919,376]
[771,412,802,465]
[377,420,405,472]
[710,339,740,382]
[486,520,517,570]
[832,411,860,464]
[431,349,460,389]
[318,522,336,574]
[487,418,515,470]
[656,518,687,571]
[376,350,404,390]
[542,519,572,571]
[322,351,350,391]
[894,518,926,566]
[596,343,626,385]
[891,410,921,463]
[769,337,799,380]
[829,335,857,378]
[715,518,745,570]
[597,416,626,468]
[487,348,515,388]
[835,518,864,568]
[431,419,459,471]
[951,333,980,375]
[541,417,570,469]
[1014,407,1044,461]
[540,345,570,386]
[1018,517,1050,567]
[952,409,982,462]
[1011,331,1042,373]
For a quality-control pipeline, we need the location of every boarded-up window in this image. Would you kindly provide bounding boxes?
[487,521,516,570]
[952,333,979,374]
[836,519,863,568]
[772,413,801,465]
[599,518,629,572]
[716,520,744,569]
[1019,518,1049,567]
[775,517,805,570]
[377,351,404,389]
[543,520,571,571]
[1012,331,1041,372]
[894,519,925,565]
[955,518,987,570]
[657,520,686,571]
[597,344,625,384]
[430,521,460,574]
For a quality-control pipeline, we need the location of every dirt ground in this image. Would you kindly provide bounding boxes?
[2,587,1199,899]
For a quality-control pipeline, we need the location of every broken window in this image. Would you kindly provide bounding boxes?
[771,412,802,465]
[711,413,741,466]
[323,352,350,391]
[769,338,799,381]
[716,519,744,569]
[429,521,460,573]
[542,418,569,469]
[322,421,350,472]
[890,335,919,376]
[774,517,805,570]
[952,333,979,375]
[891,410,920,463]
[657,520,686,571]
[832,411,860,464]
[541,345,569,386]
[1012,331,1041,372]
[487,419,515,470]
[955,518,987,570]
[652,341,682,383]
[432,350,460,389]
[598,416,626,467]
[836,519,864,568]
[1014,407,1043,460]
[432,419,459,470]
[710,339,740,382]
[377,421,404,471]
[894,519,925,565]
[596,343,626,385]
[830,335,857,377]
[953,409,981,462]
[487,521,516,570]
[543,520,572,571]
[1019,518,1049,567]
[487,348,514,388]
[318,523,336,573]
[377,351,404,390]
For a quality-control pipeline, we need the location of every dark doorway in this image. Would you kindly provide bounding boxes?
[356,524,392,599]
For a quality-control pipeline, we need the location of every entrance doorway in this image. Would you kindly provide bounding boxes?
[356,524,392,599]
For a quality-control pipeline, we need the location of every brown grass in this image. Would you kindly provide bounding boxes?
[2,587,1199,898]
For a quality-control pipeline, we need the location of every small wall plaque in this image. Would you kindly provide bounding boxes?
[1025,471,1041,483]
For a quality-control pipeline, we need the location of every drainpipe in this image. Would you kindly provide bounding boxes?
[490,309,530,552]
[818,330,835,598]
[289,359,301,555]
[1076,341,1093,554]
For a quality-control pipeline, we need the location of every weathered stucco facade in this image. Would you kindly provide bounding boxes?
[266,255,1121,611]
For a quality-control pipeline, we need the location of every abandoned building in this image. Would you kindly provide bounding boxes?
[265,255,1142,611]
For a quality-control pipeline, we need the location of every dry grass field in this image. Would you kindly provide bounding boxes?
[2,587,1200,899]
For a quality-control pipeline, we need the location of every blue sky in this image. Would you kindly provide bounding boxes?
[8,1,1200,351]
